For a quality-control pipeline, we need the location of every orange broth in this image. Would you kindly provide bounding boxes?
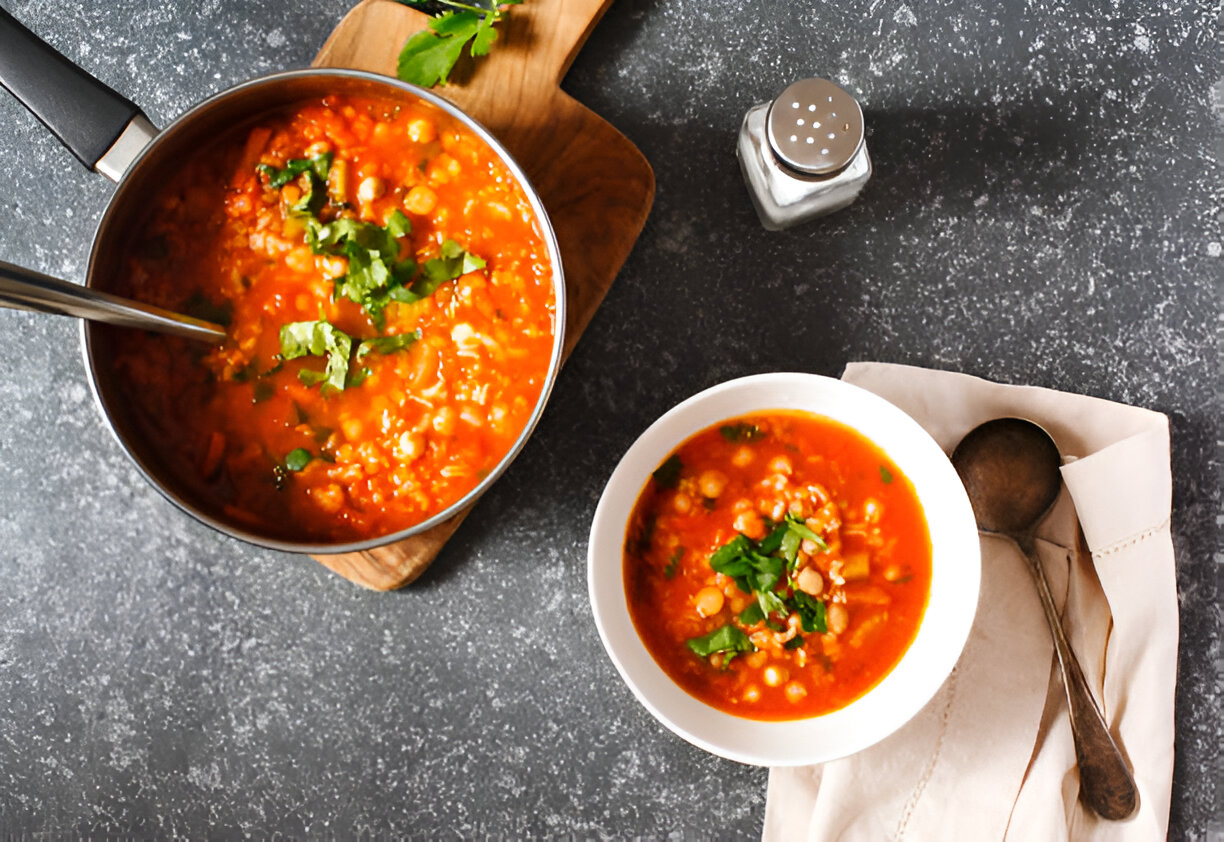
[108,94,556,542]
[623,412,932,720]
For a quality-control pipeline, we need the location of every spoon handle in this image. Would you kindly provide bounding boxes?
[0,260,226,343]
[1016,535,1139,820]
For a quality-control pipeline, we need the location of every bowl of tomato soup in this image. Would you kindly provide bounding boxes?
[84,72,564,551]
[588,373,979,766]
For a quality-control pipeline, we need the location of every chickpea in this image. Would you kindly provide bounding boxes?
[733,511,766,540]
[694,587,724,618]
[796,567,824,597]
[431,406,457,436]
[340,416,363,441]
[406,118,436,143]
[763,664,790,687]
[744,650,768,669]
[784,681,808,703]
[396,431,424,462]
[698,469,728,499]
[672,492,693,515]
[742,685,762,703]
[403,184,438,215]
[768,455,793,475]
[357,176,385,204]
[883,563,906,583]
[801,538,822,555]
[309,484,345,514]
[731,446,754,468]
[827,603,849,635]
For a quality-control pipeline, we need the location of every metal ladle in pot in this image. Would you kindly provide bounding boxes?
[0,260,226,343]
[951,418,1139,820]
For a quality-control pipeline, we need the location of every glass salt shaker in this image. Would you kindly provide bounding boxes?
[737,78,871,230]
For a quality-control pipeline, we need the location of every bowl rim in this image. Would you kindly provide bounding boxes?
[80,68,566,554]
[587,372,980,767]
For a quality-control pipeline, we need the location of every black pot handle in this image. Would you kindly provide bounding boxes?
[0,7,146,170]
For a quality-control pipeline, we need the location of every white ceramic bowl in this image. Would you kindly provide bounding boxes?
[587,372,980,766]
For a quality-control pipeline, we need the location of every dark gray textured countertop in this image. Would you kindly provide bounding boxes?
[0,0,1218,837]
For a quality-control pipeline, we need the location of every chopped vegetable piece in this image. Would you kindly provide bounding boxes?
[284,448,312,472]
[719,422,763,442]
[686,624,754,659]
[651,454,683,489]
[664,547,683,579]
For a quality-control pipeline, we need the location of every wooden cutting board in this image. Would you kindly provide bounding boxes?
[309,0,654,589]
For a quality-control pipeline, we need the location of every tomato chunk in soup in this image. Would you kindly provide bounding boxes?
[108,94,556,542]
[623,412,932,720]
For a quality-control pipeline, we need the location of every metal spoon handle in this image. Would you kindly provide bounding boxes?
[0,260,226,343]
[1016,535,1139,820]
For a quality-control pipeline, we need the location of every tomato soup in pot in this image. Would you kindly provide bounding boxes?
[107,93,557,543]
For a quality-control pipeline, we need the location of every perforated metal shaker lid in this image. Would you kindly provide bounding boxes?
[766,78,864,176]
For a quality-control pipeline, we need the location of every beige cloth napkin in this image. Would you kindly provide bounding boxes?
[764,363,1177,842]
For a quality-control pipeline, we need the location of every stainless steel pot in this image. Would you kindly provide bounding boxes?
[0,9,566,554]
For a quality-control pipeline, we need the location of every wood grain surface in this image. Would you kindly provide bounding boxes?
[309,0,654,589]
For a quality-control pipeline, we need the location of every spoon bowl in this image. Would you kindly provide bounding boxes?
[952,417,1139,821]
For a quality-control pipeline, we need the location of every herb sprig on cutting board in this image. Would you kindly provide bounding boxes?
[393,0,523,88]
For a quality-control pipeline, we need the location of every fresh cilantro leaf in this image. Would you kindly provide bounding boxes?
[284,448,312,472]
[394,1,521,88]
[279,320,353,392]
[259,153,333,217]
[719,422,763,442]
[385,209,413,239]
[630,514,657,557]
[756,587,788,619]
[785,514,828,551]
[421,238,486,283]
[664,547,683,579]
[356,329,422,359]
[757,523,788,555]
[880,465,894,484]
[685,624,754,659]
[738,602,765,625]
[709,534,752,567]
[396,12,479,87]
[784,634,805,650]
[790,592,828,634]
[780,529,802,568]
[258,153,332,189]
[651,454,683,489]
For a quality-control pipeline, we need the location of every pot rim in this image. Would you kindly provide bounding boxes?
[81,67,567,555]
